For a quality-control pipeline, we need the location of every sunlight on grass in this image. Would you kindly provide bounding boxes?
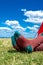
[0,38,43,65]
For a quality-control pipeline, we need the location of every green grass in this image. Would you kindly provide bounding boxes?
[0,38,43,65]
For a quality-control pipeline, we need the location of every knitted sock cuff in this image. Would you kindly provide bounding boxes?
[25,46,33,53]
[11,35,16,46]
[14,31,21,39]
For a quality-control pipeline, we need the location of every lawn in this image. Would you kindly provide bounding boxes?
[0,38,43,65]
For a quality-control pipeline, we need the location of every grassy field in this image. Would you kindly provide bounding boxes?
[0,38,43,65]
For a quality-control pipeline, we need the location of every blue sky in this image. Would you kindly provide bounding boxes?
[0,0,43,38]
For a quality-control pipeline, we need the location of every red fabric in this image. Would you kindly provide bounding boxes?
[35,43,43,51]
[16,36,30,48]
[16,36,39,50]
[38,22,43,35]
[16,35,43,51]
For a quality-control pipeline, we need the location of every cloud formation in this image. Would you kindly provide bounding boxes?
[21,9,26,12]
[0,27,12,31]
[22,9,43,23]
[5,20,26,31]
[0,27,13,38]
[0,9,41,38]
[4,20,40,38]
[27,25,39,32]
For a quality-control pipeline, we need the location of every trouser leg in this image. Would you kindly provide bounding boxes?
[11,31,33,52]
[14,31,33,52]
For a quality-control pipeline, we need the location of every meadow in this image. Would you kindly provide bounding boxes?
[0,38,43,65]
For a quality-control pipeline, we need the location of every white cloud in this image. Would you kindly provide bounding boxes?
[22,10,43,23]
[26,25,40,38]
[4,19,40,38]
[5,20,26,31]
[24,10,43,17]
[5,20,19,26]
[27,26,38,32]
[21,9,26,12]
[0,27,13,37]
[27,25,39,32]
[0,27,12,31]
[15,26,26,31]
[33,25,39,28]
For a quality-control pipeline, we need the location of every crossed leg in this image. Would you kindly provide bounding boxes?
[11,31,43,52]
[11,31,32,52]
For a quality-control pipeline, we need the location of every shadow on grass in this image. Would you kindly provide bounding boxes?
[8,49,32,54]
[8,49,18,53]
